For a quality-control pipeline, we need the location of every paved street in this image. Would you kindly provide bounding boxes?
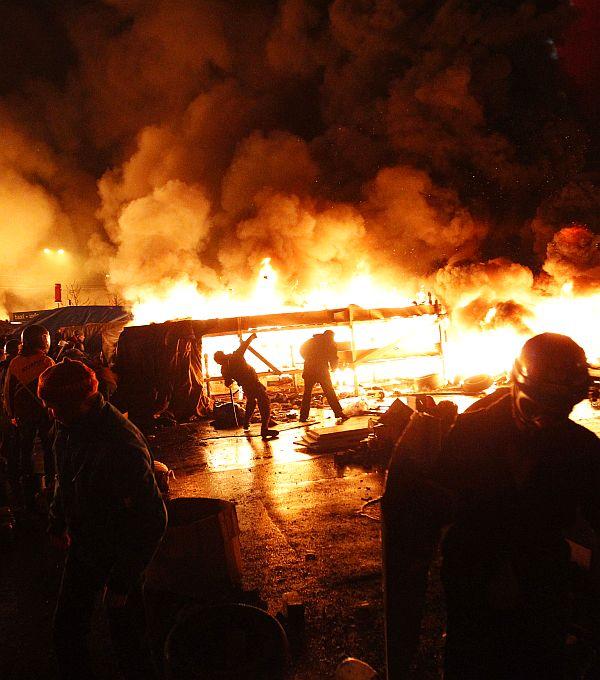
[2,398,599,679]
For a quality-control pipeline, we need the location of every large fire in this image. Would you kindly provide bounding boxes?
[128,258,416,325]
[127,257,600,391]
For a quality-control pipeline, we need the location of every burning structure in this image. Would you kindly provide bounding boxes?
[199,300,444,397]
[0,0,597,376]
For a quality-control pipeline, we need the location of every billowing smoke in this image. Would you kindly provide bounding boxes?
[0,106,96,316]
[0,0,597,319]
[543,225,600,288]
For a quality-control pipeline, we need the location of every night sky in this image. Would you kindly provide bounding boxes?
[0,0,597,315]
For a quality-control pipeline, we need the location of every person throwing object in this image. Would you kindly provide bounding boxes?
[214,333,278,440]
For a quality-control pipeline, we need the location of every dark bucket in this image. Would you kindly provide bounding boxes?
[165,603,289,680]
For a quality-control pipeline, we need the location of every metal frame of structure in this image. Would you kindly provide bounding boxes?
[199,303,446,397]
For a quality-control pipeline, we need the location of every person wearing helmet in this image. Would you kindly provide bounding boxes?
[3,324,55,510]
[388,333,600,679]
[511,333,590,432]
[299,329,347,422]
[213,333,278,440]
[0,338,20,508]
[39,358,167,679]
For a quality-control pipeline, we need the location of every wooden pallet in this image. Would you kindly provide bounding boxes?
[297,416,373,452]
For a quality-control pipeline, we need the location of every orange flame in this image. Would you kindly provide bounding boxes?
[127,259,600,387]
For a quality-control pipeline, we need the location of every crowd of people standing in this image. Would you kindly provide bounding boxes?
[0,324,166,679]
[0,322,598,679]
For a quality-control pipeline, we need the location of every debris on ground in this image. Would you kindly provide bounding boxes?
[297,416,373,453]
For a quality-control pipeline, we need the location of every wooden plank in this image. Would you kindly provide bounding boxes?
[246,346,282,374]
[306,416,372,436]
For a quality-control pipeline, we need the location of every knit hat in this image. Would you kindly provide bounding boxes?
[38,358,99,404]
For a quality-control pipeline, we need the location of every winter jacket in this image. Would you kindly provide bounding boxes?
[220,336,260,391]
[438,393,600,565]
[3,351,54,422]
[48,393,167,594]
[300,333,339,379]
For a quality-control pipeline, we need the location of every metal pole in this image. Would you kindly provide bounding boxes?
[203,352,211,398]
[348,306,359,397]
[437,314,447,384]
[229,386,239,428]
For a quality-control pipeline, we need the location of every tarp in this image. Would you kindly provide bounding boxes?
[10,306,131,360]
[13,305,130,337]
[114,319,211,428]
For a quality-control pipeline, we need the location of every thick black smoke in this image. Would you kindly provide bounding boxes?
[0,0,597,316]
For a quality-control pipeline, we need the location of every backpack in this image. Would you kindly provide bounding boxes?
[211,402,246,429]
[300,337,315,360]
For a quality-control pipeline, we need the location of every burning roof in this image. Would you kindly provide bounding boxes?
[0,0,597,360]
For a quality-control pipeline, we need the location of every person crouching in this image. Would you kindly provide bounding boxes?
[39,358,167,680]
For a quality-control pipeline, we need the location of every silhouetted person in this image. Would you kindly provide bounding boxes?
[70,331,85,353]
[299,330,346,422]
[389,333,600,679]
[213,333,278,440]
[0,339,20,507]
[3,324,54,509]
[40,358,167,680]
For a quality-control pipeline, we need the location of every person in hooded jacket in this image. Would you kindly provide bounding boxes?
[3,324,55,508]
[299,330,346,422]
[39,358,167,680]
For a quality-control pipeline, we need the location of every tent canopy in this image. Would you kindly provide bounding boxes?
[12,306,130,337]
[11,305,131,360]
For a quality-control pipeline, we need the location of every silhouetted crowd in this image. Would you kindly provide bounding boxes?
[0,324,166,679]
[0,323,599,679]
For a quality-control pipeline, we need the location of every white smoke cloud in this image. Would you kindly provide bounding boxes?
[106,179,217,299]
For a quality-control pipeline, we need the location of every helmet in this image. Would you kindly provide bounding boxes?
[21,324,50,352]
[213,351,226,365]
[512,333,590,407]
[3,338,19,356]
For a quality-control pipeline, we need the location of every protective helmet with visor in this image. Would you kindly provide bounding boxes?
[511,333,590,429]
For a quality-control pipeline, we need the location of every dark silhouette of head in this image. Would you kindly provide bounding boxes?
[38,358,99,425]
[511,333,589,430]
[21,324,50,355]
[3,338,20,358]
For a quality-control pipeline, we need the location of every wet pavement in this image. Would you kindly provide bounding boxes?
[0,410,388,680]
[2,398,599,679]
[150,412,388,679]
